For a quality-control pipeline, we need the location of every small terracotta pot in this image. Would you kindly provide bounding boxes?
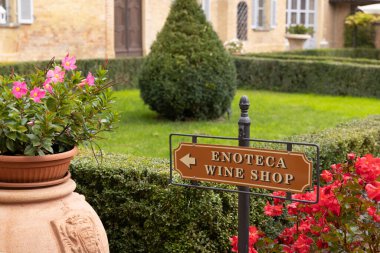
[0,147,78,185]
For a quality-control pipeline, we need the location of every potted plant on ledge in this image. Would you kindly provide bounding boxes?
[0,54,115,185]
[285,24,314,50]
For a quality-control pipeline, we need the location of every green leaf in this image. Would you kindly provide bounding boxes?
[16,125,27,132]
[37,149,45,156]
[5,139,15,152]
[5,131,17,141]
[24,145,36,156]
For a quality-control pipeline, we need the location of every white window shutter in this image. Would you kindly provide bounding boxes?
[202,0,210,21]
[18,0,33,24]
[271,0,277,28]
[252,0,257,29]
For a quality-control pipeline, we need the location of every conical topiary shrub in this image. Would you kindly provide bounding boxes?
[138,0,237,120]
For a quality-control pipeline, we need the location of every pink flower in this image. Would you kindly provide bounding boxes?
[46,66,65,83]
[12,81,28,98]
[86,72,95,86]
[321,170,333,183]
[77,72,95,88]
[61,53,77,70]
[43,78,53,93]
[30,87,46,103]
[264,201,283,216]
[365,181,380,202]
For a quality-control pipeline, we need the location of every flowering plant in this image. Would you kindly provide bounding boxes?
[0,54,115,156]
[230,153,380,253]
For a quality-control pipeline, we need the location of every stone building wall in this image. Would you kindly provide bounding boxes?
[0,0,114,62]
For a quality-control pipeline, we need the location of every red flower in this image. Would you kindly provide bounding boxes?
[230,235,238,252]
[264,201,283,216]
[293,234,313,253]
[347,153,355,160]
[365,181,380,202]
[331,163,342,174]
[229,226,262,253]
[367,206,380,222]
[316,238,328,249]
[355,154,380,183]
[321,170,333,183]
[272,191,286,205]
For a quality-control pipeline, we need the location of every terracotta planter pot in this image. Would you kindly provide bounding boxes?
[0,147,77,186]
[0,179,109,253]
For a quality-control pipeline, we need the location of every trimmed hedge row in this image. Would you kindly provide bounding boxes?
[70,154,281,253]
[244,53,380,65]
[2,49,380,97]
[289,115,380,169]
[235,56,380,98]
[281,48,380,59]
[70,116,380,253]
[0,58,144,90]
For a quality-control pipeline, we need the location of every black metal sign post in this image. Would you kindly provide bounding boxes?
[237,96,250,253]
[169,96,321,253]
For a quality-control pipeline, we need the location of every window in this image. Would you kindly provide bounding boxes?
[252,0,264,29]
[237,1,248,40]
[0,0,8,24]
[18,0,33,24]
[270,0,277,28]
[202,0,210,21]
[252,0,277,30]
[0,0,33,25]
[286,0,315,28]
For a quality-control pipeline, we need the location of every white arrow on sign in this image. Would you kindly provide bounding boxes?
[180,153,196,168]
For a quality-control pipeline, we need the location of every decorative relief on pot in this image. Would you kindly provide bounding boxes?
[51,211,104,253]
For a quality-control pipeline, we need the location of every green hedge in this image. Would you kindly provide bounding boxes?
[280,48,380,59]
[0,58,144,90]
[290,115,380,169]
[70,116,380,252]
[70,154,281,253]
[243,52,380,65]
[235,56,380,98]
[2,49,380,97]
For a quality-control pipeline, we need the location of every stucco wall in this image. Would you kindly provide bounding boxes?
[0,0,114,62]
[142,0,172,55]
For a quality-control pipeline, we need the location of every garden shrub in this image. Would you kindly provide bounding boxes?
[138,0,236,120]
[235,56,380,98]
[70,116,380,252]
[231,153,380,252]
[0,57,144,90]
[244,52,380,65]
[290,115,380,170]
[280,48,380,60]
[70,153,278,253]
[344,12,379,48]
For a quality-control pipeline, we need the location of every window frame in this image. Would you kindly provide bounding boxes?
[202,0,211,21]
[17,0,33,24]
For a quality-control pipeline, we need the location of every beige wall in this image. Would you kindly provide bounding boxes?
[0,0,114,62]
[142,0,172,55]
[0,0,355,63]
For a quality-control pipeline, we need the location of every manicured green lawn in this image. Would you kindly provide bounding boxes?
[95,89,380,158]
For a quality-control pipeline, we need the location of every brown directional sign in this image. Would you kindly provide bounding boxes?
[174,143,313,193]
